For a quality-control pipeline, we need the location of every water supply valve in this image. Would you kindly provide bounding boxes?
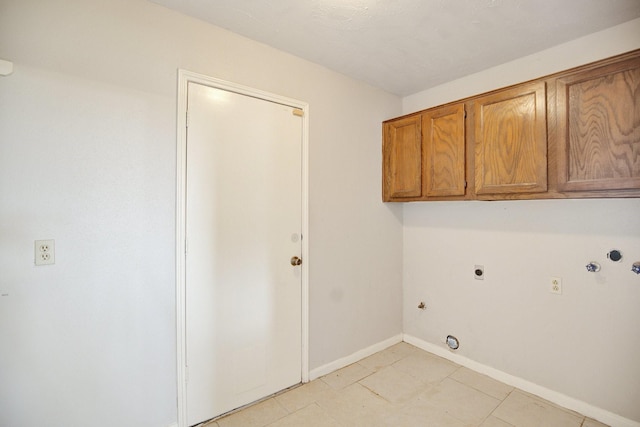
[632,262,640,275]
[586,262,601,273]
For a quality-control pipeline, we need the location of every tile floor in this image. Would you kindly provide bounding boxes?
[201,342,608,427]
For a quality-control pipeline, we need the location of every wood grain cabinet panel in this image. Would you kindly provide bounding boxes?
[422,103,466,197]
[383,115,422,200]
[382,50,640,202]
[474,82,547,195]
[556,56,640,192]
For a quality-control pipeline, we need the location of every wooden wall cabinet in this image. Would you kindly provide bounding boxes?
[556,55,640,192]
[383,115,422,200]
[473,82,547,196]
[383,103,466,201]
[382,49,640,202]
[422,103,466,198]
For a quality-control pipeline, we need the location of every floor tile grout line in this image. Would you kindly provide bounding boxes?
[446,375,508,403]
[271,396,290,423]
[489,411,517,427]
[488,388,517,427]
[212,343,606,427]
[512,387,588,419]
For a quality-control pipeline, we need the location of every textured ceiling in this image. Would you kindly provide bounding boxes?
[150,0,640,96]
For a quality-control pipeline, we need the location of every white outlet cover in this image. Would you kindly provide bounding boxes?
[35,239,55,266]
[550,276,562,295]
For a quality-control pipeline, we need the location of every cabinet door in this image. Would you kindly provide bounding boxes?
[422,103,466,197]
[556,56,640,192]
[383,115,422,200]
[474,82,547,195]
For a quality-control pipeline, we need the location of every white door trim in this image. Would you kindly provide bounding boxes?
[175,69,310,427]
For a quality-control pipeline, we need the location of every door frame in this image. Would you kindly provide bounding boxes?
[175,69,310,427]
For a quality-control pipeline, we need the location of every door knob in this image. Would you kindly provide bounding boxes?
[290,256,302,266]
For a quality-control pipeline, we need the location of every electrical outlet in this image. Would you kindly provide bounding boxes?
[550,276,562,294]
[35,239,55,266]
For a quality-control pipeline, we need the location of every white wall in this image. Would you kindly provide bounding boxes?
[402,20,640,423]
[0,1,403,426]
[403,18,640,112]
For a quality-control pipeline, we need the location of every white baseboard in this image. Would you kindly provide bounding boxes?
[403,334,640,427]
[309,334,403,380]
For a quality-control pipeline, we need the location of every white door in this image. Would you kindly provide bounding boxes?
[185,82,303,426]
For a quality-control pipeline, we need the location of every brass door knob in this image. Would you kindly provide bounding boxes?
[290,256,302,266]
